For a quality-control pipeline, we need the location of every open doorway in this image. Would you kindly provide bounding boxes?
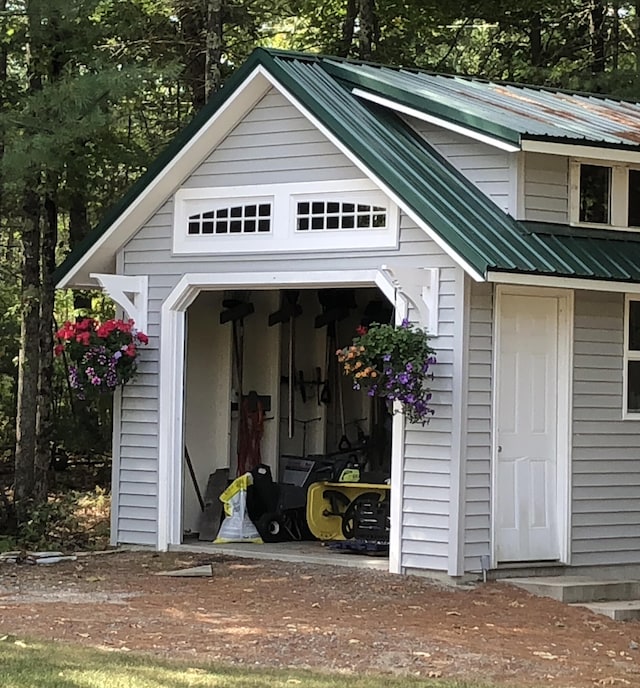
[181,286,395,551]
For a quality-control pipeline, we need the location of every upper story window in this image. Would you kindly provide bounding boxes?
[624,296,640,417]
[173,180,398,254]
[572,160,640,230]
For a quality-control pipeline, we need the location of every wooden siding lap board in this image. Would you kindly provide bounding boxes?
[118,87,461,573]
[523,152,569,224]
[407,117,514,215]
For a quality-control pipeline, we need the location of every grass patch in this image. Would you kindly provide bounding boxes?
[0,636,497,688]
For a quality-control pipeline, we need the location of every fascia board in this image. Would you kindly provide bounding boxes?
[353,89,520,153]
[56,65,273,288]
[522,139,640,164]
[487,270,640,293]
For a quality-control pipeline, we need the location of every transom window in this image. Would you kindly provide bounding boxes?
[624,296,640,415]
[572,160,640,229]
[174,181,398,254]
[296,201,387,231]
[188,203,272,235]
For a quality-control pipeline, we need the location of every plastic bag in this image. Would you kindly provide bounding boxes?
[214,472,263,544]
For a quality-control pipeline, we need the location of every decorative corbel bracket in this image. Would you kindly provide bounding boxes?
[379,265,440,336]
[90,273,149,334]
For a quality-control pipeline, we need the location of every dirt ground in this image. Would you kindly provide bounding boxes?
[1,551,640,687]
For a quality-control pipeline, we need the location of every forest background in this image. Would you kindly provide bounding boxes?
[0,0,637,542]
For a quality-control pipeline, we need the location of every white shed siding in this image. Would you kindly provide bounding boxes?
[117,87,461,570]
[523,152,569,223]
[462,280,493,572]
[572,290,640,566]
[182,89,363,188]
[405,118,513,214]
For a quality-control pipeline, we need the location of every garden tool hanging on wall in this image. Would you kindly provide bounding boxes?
[315,289,356,448]
[220,292,256,474]
[268,290,302,439]
[220,292,255,396]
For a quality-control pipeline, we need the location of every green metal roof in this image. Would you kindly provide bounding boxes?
[55,48,640,287]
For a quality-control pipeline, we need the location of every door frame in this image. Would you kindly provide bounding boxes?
[156,269,406,571]
[490,284,573,567]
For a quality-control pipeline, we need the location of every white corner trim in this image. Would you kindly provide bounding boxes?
[522,139,640,164]
[389,295,409,575]
[353,88,521,154]
[90,273,149,333]
[257,69,486,283]
[447,269,469,576]
[487,271,640,295]
[380,265,440,335]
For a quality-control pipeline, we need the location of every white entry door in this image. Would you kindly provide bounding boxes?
[495,291,564,563]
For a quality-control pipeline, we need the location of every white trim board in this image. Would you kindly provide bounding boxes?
[447,268,469,576]
[490,285,572,567]
[522,139,640,164]
[389,295,408,575]
[487,271,640,294]
[352,89,521,153]
[157,269,406,564]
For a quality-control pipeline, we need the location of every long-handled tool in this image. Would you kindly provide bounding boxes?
[268,291,302,440]
[288,313,295,439]
[334,320,351,451]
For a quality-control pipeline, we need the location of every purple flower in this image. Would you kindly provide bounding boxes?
[401,318,410,328]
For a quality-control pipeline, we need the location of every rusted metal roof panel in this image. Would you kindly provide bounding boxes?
[323,60,640,149]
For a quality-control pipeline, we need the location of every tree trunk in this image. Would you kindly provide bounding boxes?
[336,0,357,57]
[14,185,41,522]
[14,0,45,522]
[178,2,207,110]
[204,0,224,100]
[358,0,377,60]
[33,192,57,504]
[530,12,542,67]
[589,0,606,75]
[68,191,90,250]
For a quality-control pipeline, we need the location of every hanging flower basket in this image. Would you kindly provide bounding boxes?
[337,319,436,425]
[54,318,149,399]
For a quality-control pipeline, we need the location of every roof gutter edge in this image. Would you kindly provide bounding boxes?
[486,269,640,293]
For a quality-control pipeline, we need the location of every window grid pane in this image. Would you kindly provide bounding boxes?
[295,200,387,232]
[629,169,640,227]
[579,164,610,224]
[188,203,272,235]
